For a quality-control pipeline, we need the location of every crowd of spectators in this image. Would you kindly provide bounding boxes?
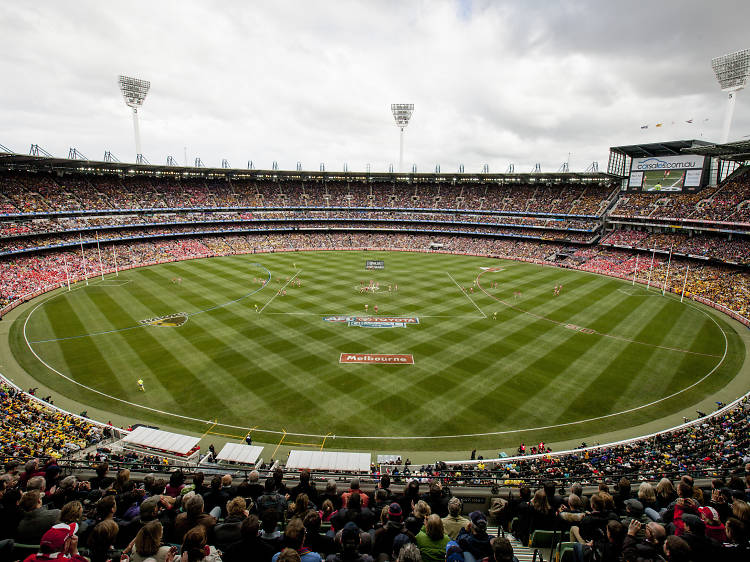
[502,472,750,561]
[1,383,105,459]
[0,212,597,240]
[600,230,750,265]
[611,175,750,224]
[3,233,750,318]
[0,457,748,562]
[0,223,597,256]
[0,171,613,216]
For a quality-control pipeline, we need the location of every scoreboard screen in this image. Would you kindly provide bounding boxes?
[628,154,705,191]
[642,169,686,191]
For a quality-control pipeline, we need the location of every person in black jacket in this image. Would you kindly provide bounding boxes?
[456,511,491,562]
[722,517,750,562]
[373,503,408,560]
[326,522,373,562]
[290,470,318,505]
[272,468,290,497]
[304,510,335,556]
[214,497,249,552]
[257,479,288,519]
[621,519,666,562]
[0,487,23,541]
[202,476,230,519]
[680,513,721,560]
[245,471,266,504]
[332,494,375,533]
[224,514,275,562]
[319,480,342,512]
[527,490,556,538]
[396,481,420,518]
[420,481,449,518]
[189,472,208,498]
[570,492,616,545]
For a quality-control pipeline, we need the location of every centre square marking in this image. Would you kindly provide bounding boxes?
[340,353,415,365]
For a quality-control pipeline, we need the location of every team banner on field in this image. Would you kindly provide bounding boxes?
[340,353,414,364]
[139,313,188,327]
[324,316,419,328]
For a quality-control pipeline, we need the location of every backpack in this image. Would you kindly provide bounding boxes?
[488,497,508,523]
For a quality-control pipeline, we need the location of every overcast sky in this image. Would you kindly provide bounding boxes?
[1,0,748,173]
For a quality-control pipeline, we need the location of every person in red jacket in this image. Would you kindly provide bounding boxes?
[25,523,87,562]
[699,506,727,542]
[672,496,699,536]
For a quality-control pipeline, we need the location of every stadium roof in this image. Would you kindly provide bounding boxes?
[681,139,750,162]
[0,152,613,184]
[609,139,714,159]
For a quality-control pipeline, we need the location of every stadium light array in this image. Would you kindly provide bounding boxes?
[391,103,414,172]
[711,49,750,143]
[118,75,151,162]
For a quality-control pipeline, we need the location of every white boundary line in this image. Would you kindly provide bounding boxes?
[446,272,486,318]
[18,256,733,440]
[258,270,301,313]
[616,287,660,297]
[96,279,132,287]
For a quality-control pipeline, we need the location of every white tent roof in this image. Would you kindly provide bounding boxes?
[287,450,371,472]
[123,426,200,456]
[216,443,264,465]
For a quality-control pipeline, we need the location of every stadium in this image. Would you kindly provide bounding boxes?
[1,3,749,562]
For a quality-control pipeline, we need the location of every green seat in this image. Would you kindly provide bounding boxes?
[529,529,556,548]
[556,541,576,562]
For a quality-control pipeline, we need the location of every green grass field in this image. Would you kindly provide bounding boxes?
[8,250,747,453]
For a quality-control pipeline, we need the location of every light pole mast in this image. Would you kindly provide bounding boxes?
[118,75,151,162]
[391,104,414,172]
[711,49,749,143]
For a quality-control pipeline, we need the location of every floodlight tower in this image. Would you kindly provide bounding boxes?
[118,75,151,161]
[391,104,414,172]
[711,49,750,143]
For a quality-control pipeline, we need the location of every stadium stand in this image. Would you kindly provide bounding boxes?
[1,162,750,562]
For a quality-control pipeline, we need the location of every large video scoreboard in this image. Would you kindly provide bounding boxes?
[627,154,707,192]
